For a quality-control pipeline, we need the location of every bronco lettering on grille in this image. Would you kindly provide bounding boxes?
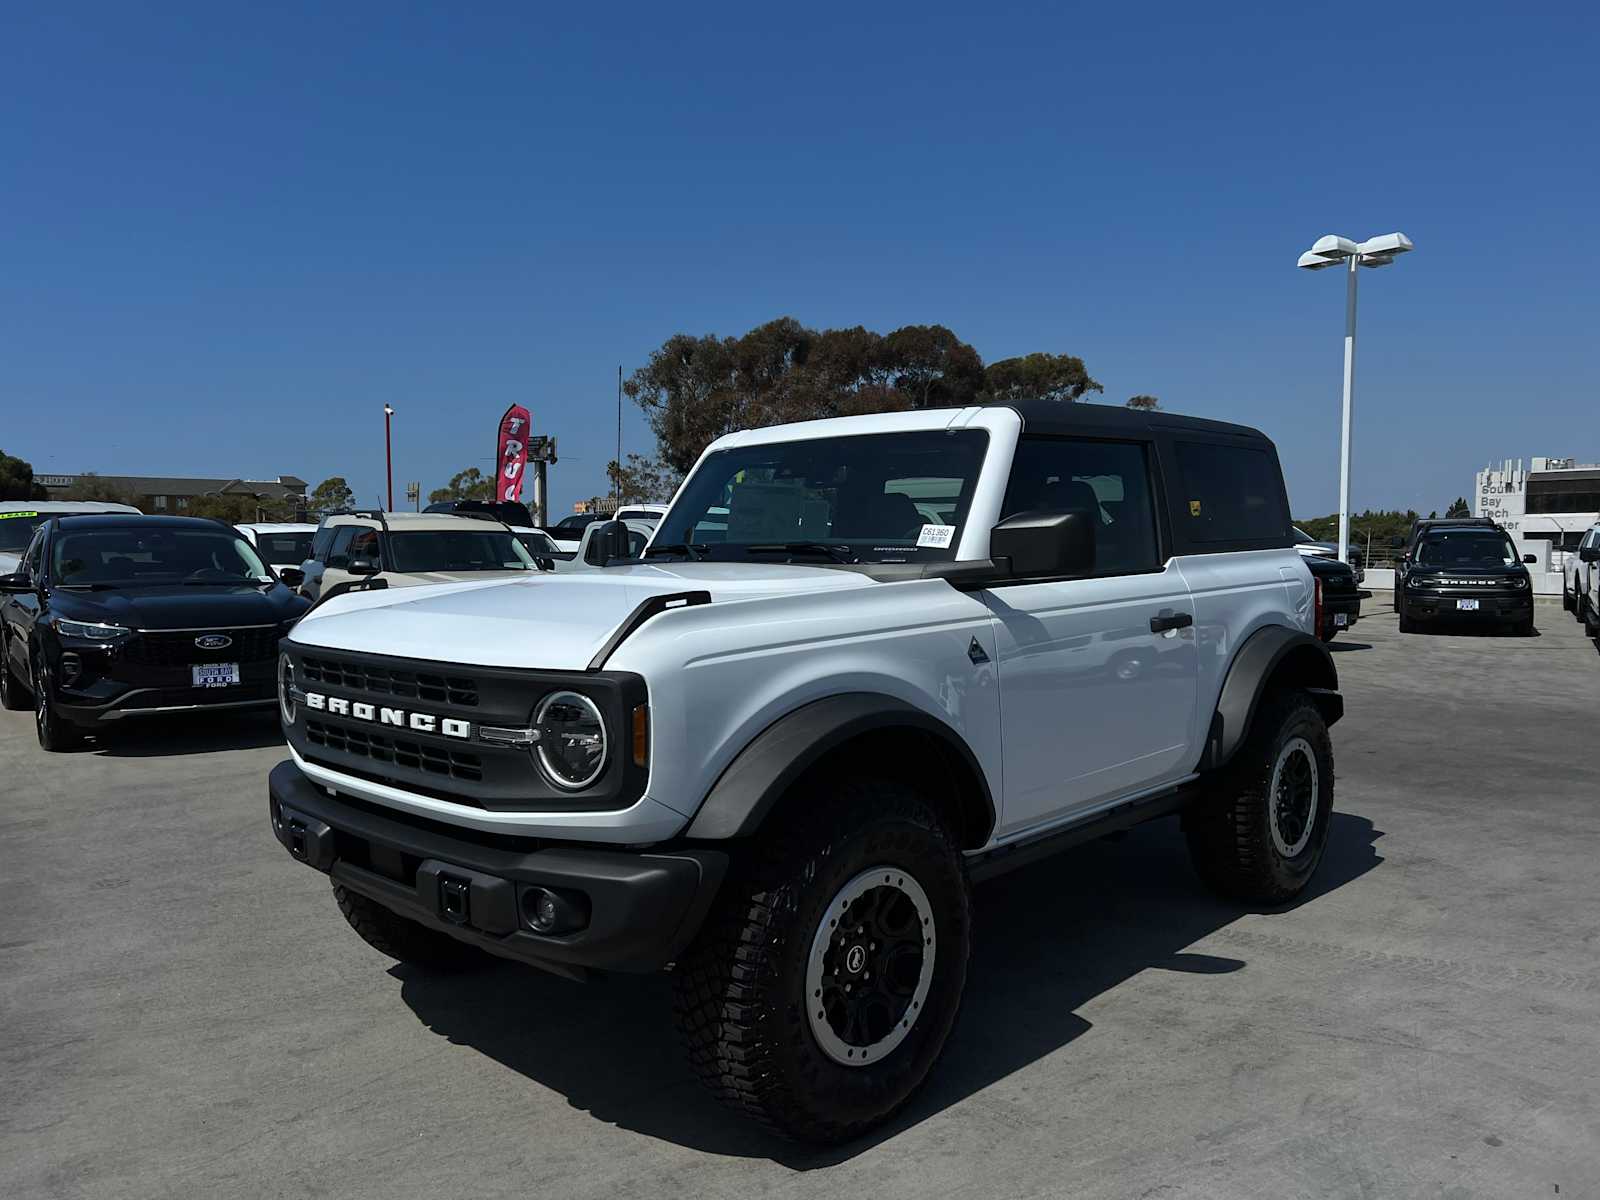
[302,690,472,739]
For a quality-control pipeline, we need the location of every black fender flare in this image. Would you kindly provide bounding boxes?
[1202,626,1343,771]
[684,692,996,846]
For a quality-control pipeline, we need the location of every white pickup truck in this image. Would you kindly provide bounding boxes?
[269,400,1341,1142]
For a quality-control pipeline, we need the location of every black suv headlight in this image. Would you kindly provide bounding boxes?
[1506,575,1528,589]
[533,690,608,790]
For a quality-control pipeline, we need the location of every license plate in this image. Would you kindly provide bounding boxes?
[1333,613,1349,626]
[1456,599,1480,612]
[193,663,241,688]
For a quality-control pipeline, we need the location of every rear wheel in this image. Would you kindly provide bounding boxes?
[673,779,970,1143]
[32,657,84,751]
[1186,689,1334,904]
[332,883,490,972]
[0,633,28,711]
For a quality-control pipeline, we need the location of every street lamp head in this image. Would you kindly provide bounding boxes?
[1310,234,1361,259]
[1357,232,1413,257]
[383,404,395,416]
[1297,250,1343,271]
[1358,253,1396,268]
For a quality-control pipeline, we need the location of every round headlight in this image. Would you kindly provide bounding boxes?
[534,691,607,790]
[278,653,297,725]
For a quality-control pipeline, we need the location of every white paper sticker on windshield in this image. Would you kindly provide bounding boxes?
[916,524,956,549]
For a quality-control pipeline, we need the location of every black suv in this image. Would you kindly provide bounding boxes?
[0,515,310,749]
[1393,518,1536,635]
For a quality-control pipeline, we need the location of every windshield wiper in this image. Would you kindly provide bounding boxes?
[743,542,858,564]
[182,579,255,586]
[643,542,709,562]
[58,582,118,591]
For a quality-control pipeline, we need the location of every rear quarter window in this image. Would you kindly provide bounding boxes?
[1174,440,1289,547]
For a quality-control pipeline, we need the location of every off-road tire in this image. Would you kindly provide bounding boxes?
[333,883,490,972]
[1185,688,1334,904]
[673,780,970,1143]
[33,658,84,751]
[0,634,28,711]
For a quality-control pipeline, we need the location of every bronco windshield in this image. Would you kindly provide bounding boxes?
[52,529,272,586]
[654,430,989,563]
[386,530,536,573]
[1415,530,1518,566]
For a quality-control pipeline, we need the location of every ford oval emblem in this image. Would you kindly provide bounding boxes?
[195,634,233,650]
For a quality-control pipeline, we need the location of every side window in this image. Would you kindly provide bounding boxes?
[1174,440,1289,546]
[325,526,358,569]
[309,526,336,563]
[1000,437,1161,573]
[347,529,380,564]
[23,531,46,580]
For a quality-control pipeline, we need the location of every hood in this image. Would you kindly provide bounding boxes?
[52,582,307,629]
[290,561,876,670]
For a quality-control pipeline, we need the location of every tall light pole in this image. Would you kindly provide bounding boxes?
[383,404,395,511]
[1298,232,1414,563]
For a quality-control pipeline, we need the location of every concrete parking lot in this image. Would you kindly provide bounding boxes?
[4,599,1598,1199]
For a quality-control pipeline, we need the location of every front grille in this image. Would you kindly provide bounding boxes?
[124,628,280,666]
[306,718,483,783]
[301,654,478,707]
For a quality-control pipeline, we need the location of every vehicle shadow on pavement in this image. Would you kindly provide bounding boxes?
[90,712,285,756]
[395,811,1383,1166]
[1326,641,1373,652]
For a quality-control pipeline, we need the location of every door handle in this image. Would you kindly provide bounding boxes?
[1150,611,1193,633]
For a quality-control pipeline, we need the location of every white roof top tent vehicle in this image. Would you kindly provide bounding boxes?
[266,401,1342,1143]
[290,511,546,602]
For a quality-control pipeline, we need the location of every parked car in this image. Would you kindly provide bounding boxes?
[0,514,309,749]
[1302,554,1362,641]
[293,512,545,602]
[1562,522,1600,626]
[267,400,1340,1142]
[1393,520,1536,635]
[1293,525,1364,582]
[0,501,143,575]
[547,511,610,552]
[236,522,319,574]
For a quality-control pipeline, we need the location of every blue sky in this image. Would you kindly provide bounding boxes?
[3,2,1596,519]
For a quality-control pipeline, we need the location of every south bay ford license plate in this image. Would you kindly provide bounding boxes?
[1456,599,1480,611]
[193,663,241,688]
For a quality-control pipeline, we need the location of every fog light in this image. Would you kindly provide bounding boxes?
[522,886,589,935]
[59,653,83,686]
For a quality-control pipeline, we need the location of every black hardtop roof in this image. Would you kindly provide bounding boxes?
[50,514,240,534]
[995,398,1272,444]
[1410,517,1499,537]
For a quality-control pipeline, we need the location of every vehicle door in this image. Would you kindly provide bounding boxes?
[1581,528,1599,607]
[306,525,362,601]
[4,528,50,683]
[982,436,1199,836]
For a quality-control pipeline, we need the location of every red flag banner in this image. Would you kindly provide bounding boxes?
[496,404,532,502]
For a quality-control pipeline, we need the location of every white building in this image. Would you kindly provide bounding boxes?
[1474,457,1600,593]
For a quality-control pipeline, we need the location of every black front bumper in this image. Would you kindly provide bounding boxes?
[268,761,726,979]
[1405,590,1533,622]
[1322,590,1362,634]
[50,638,280,727]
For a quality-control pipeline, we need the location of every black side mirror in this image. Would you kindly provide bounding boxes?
[0,572,31,594]
[1580,547,1600,563]
[990,509,1096,579]
[1389,535,1405,548]
[348,558,380,577]
[587,521,636,566]
[277,566,306,588]
[1522,553,1537,564]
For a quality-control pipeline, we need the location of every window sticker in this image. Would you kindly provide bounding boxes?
[916,524,957,549]
[1189,500,1202,517]
[0,511,39,520]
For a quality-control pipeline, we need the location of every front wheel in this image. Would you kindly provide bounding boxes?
[33,658,84,751]
[1185,689,1334,904]
[673,780,970,1143]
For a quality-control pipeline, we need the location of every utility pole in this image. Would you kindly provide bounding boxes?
[615,365,623,509]
[383,404,395,511]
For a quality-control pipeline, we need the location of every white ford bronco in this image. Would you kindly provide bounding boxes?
[270,401,1342,1142]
